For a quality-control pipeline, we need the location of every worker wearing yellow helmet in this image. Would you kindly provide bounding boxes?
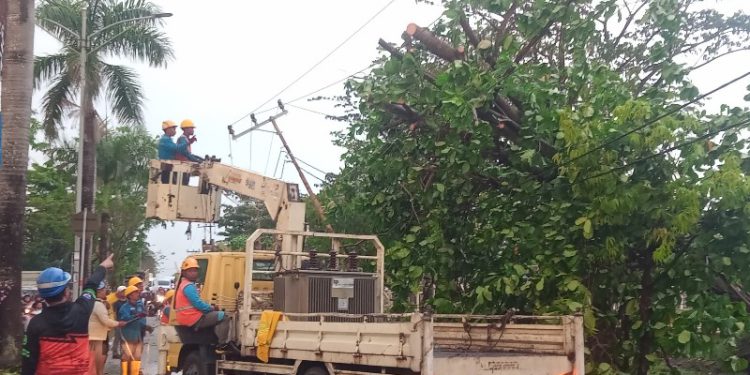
[174,257,230,345]
[117,285,152,375]
[159,289,175,325]
[175,119,204,184]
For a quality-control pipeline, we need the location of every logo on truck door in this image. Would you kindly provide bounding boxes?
[483,361,520,372]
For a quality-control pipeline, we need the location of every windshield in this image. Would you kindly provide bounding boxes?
[157,280,170,286]
[252,260,274,281]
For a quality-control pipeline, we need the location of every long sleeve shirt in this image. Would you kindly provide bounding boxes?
[182,283,213,313]
[176,135,204,162]
[22,266,106,375]
[89,300,120,341]
[118,301,146,343]
[158,134,189,160]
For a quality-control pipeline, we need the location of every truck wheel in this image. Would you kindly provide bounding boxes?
[301,366,328,375]
[182,350,208,375]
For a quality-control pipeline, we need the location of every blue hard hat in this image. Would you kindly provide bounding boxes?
[37,267,72,298]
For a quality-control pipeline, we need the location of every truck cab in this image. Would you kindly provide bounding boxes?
[162,250,276,374]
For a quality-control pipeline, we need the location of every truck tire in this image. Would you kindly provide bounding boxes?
[182,350,209,375]
[301,366,328,375]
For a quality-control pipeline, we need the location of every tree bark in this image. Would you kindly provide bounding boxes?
[81,87,97,279]
[406,23,464,62]
[636,251,655,375]
[0,0,34,368]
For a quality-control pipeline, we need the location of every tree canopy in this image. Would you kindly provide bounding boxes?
[321,0,750,373]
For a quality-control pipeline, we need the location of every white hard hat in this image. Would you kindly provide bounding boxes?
[116,286,127,293]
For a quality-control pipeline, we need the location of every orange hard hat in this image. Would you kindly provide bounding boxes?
[180,119,195,129]
[164,289,175,300]
[162,120,177,130]
[181,257,199,270]
[128,276,143,287]
[124,285,139,297]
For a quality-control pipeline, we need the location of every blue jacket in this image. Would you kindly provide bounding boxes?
[158,134,189,160]
[118,301,146,342]
[182,282,224,320]
[176,135,204,162]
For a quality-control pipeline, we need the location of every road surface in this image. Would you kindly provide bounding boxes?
[104,317,159,374]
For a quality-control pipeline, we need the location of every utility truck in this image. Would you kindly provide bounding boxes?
[147,159,585,375]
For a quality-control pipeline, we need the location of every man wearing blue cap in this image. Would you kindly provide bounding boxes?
[21,254,115,375]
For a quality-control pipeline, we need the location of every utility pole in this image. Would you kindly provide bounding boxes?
[227,100,334,233]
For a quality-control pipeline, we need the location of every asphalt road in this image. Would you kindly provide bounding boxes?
[104,317,159,375]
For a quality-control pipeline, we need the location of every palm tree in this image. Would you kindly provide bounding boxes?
[34,0,172,277]
[0,0,35,368]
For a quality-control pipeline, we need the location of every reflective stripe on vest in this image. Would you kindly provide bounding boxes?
[174,278,203,326]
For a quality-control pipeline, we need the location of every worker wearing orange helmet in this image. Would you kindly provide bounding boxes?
[174,257,230,344]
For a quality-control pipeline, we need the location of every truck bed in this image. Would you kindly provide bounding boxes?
[234,312,584,374]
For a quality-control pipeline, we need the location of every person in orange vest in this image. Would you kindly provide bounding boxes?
[159,289,175,325]
[174,257,230,344]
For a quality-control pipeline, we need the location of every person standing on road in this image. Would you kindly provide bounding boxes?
[174,257,230,344]
[118,285,152,375]
[109,285,127,359]
[89,282,125,375]
[21,254,115,375]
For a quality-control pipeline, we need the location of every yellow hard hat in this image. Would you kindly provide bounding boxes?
[162,120,177,130]
[180,119,195,129]
[181,257,199,270]
[128,276,143,287]
[164,289,175,300]
[124,285,139,297]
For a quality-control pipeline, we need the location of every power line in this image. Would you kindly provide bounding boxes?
[298,165,326,182]
[288,103,339,118]
[295,155,328,175]
[565,71,750,165]
[263,133,275,176]
[226,0,397,128]
[577,117,750,183]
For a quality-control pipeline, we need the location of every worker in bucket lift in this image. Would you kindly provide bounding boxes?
[174,257,231,346]
[157,120,192,184]
[175,119,204,184]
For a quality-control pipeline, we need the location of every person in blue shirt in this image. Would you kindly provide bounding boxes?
[118,285,152,375]
[158,120,203,184]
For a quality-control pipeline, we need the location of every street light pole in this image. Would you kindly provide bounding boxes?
[72,3,88,298]
[62,6,172,297]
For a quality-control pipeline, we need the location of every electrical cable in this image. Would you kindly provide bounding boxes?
[576,117,750,183]
[225,0,397,128]
[288,103,340,118]
[263,133,275,176]
[564,71,750,165]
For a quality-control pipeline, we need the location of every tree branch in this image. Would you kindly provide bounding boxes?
[612,0,649,52]
[406,23,464,62]
[690,47,750,72]
[459,14,480,48]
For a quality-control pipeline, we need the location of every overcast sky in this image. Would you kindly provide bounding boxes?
[30,0,750,279]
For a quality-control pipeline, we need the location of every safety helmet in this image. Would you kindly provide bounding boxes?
[124,285,139,297]
[180,119,195,129]
[37,267,72,298]
[97,281,107,290]
[128,276,144,287]
[116,286,127,293]
[181,257,199,270]
[162,120,177,130]
[164,289,175,300]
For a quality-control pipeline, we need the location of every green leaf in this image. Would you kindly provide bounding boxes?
[405,234,416,243]
[583,219,593,239]
[502,34,513,50]
[563,249,577,258]
[536,278,545,291]
[575,216,587,226]
[653,322,666,329]
[722,256,732,266]
[436,183,445,193]
[677,330,691,344]
[566,279,581,291]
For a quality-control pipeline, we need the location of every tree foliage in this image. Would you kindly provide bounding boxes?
[24,124,159,284]
[322,0,750,373]
[34,0,173,138]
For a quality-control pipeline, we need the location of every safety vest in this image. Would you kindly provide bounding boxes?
[160,305,170,325]
[174,278,202,326]
[175,135,190,161]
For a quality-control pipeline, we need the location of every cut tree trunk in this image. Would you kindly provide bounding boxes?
[0,0,35,368]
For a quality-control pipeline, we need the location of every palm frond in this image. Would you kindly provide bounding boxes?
[41,72,75,140]
[97,25,173,67]
[101,63,144,125]
[33,53,69,89]
[36,0,82,46]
